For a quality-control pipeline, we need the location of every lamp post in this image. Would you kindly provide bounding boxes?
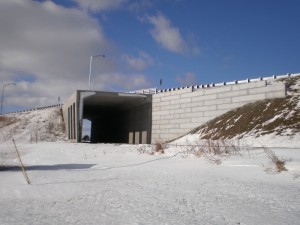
[88,54,105,90]
[1,82,16,114]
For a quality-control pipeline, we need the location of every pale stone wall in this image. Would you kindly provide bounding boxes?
[151,80,286,142]
[62,91,78,142]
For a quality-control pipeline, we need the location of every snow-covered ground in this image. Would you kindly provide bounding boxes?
[1,141,299,225]
[1,80,300,225]
[175,131,300,148]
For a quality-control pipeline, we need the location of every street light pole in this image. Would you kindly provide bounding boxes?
[88,54,105,90]
[1,82,16,114]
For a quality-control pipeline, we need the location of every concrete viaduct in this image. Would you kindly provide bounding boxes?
[62,73,298,144]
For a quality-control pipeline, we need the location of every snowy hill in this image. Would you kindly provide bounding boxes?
[0,106,66,143]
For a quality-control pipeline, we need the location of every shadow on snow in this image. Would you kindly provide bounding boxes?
[0,164,97,171]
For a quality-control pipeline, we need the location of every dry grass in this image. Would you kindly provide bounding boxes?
[0,115,18,129]
[263,147,287,173]
[277,76,300,89]
[153,141,167,154]
[189,76,300,140]
[1,107,66,144]
[191,95,300,139]
[202,139,243,164]
[179,138,244,164]
[194,149,205,158]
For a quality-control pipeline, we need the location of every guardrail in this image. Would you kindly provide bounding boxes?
[153,72,300,94]
[1,104,63,116]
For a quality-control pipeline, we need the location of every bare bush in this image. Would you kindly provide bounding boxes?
[177,138,244,164]
[205,139,242,156]
[263,147,287,173]
[153,141,167,154]
[137,145,153,155]
[194,148,204,158]
[144,138,247,164]
[137,145,147,154]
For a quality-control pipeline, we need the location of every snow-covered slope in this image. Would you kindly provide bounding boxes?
[175,76,300,147]
[0,106,66,143]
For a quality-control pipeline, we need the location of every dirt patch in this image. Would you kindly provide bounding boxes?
[0,115,18,129]
[276,76,300,88]
[191,95,300,140]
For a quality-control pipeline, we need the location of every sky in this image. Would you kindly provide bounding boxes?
[0,0,300,113]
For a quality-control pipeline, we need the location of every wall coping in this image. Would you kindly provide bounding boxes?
[134,72,300,95]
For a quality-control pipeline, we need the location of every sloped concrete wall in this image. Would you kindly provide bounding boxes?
[62,91,79,142]
[151,80,286,142]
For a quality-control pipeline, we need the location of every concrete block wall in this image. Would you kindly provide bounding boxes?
[62,91,79,142]
[151,80,286,142]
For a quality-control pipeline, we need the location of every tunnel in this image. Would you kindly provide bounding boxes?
[81,91,152,144]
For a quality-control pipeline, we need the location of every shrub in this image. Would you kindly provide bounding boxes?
[177,138,244,164]
[153,141,167,154]
[194,148,204,158]
[263,147,287,173]
[137,145,146,154]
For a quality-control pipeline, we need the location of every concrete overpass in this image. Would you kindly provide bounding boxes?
[63,73,298,144]
[62,90,152,144]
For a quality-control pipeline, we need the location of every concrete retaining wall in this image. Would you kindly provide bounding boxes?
[151,80,286,142]
[62,91,79,142]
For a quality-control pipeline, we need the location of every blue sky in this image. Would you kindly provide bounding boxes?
[0,0,300,113]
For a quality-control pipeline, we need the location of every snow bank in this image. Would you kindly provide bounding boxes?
[0,142,299,225]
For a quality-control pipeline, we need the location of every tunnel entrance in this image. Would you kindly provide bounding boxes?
[81,91,152,144]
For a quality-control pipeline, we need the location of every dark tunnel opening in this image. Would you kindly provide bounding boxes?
[82,92,152,144]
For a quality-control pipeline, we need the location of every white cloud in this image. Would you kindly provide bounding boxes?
[123,52,153,71]
[0,0,112,76]
[142,13,200,55]
[127,0,153,13]
[92,72,150,91]
[74,0,127,12]
[74,0,153,13]
[145,13,187,53]
[176,72,197,86]
[0,0,150,111]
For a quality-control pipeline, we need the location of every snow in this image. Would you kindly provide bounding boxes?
[1,140,300,225]
[1,104,300,224]
[0,107,65,143]
[262,114,283,126]
[241,132,300,148]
